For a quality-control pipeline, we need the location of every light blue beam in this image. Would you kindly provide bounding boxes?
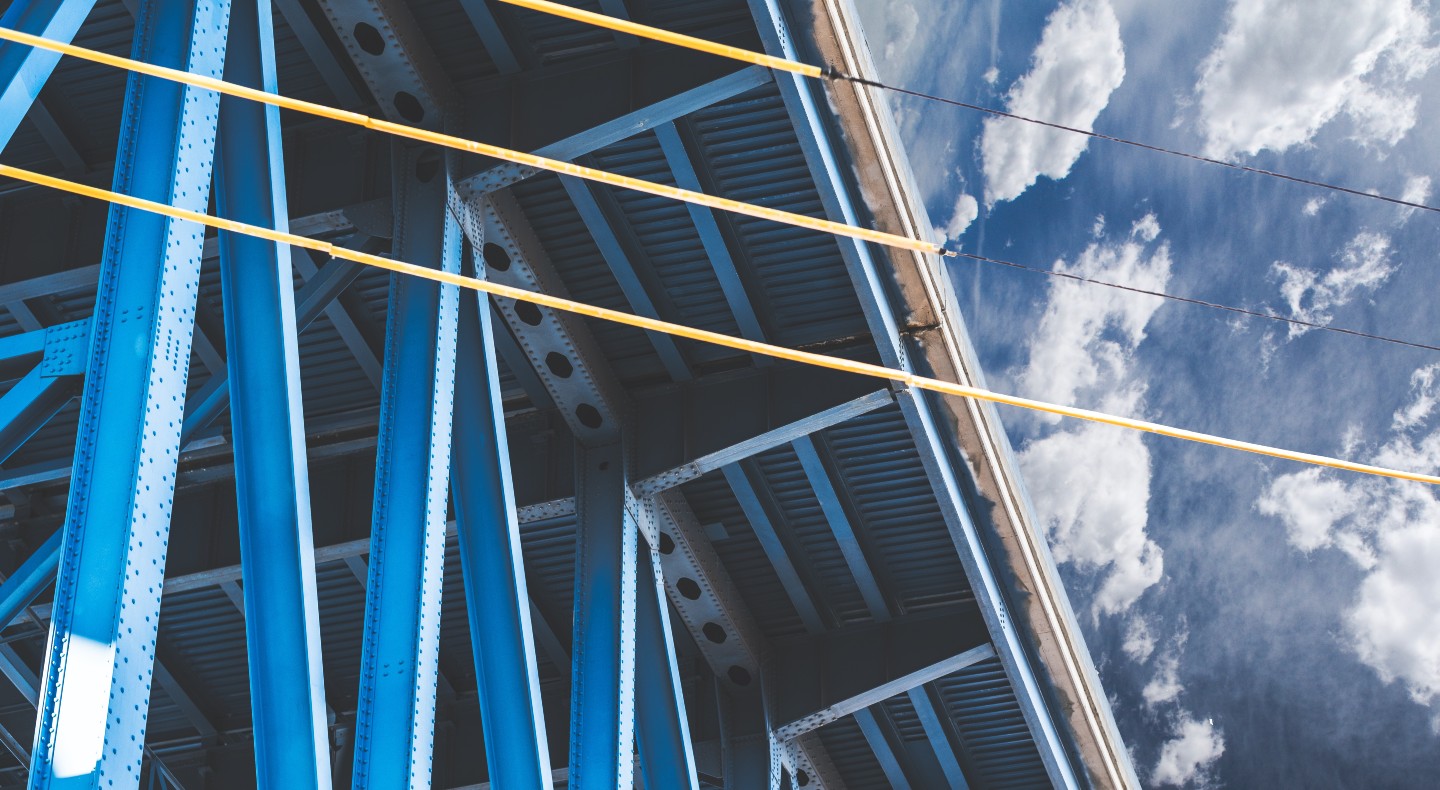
[652,122,767,344]
[351,145,461,789]
[570,443,637,790]
[745,1,1082,785]
[457,0,521,74]
[28,0,231,785]
[214,0,331,785]
[0,0,99,152]
[853,708,913,790]
[790,435,891,620]
[721,463,825,633]
[560,176,692,380]
[451,280,553,788]
[467,66,772,193]
[907,687,969,790]
[635,546,699,790]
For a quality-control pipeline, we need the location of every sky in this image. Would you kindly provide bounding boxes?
[854,0,1440,787]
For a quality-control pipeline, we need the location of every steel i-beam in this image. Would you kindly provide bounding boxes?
[28,0,231,784]
[0,0,100,151]
[351,144,461,788]
[450,264,553,789]
[213,0,331,785]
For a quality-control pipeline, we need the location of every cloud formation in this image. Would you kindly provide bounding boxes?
[979,0,1125,204]
[1196,0,1438,158]
[1256,364,1440,723]
[1152,716,1226,787]
[935,192,979,242]
[1271,231,1397,338]
[1016,216,1170,615]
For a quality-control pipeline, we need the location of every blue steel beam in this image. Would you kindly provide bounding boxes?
[560,176,692,381]
[0,0,99,152]
[652,122,767,344]
[351,144,461,789]
[450,277,553,789]
[635,543,699,790]
[853,708,914,790]
[466,66,773,194]
[0,369,73,464]
[745,1,1081,785]
[633,389,892,496]
[214,0,332,784]
[28,0,231,785]
[457,0,522,74]
[907,686,970,790]
[721,462,826,634]
[570,443,637,790]
[790,435,892,621]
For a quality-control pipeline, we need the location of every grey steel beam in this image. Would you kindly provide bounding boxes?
[791,435,893,620]
[906,686,970,790]
[853,708,913,790]
[772,644,994,742]
[721,462,828,634]
[290,246,383,389]
[457,0,523,75]
[632,389,892,496]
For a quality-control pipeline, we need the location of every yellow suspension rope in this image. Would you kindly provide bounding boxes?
[0,162,1433,486]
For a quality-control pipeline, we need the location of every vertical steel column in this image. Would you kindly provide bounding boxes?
[450,280,552,788]
[0,0,99,150]
[351,144,461,789]
[213,0,330,786]
[570,444,637,790]
[635,545,699,790]
[27,0,230,785]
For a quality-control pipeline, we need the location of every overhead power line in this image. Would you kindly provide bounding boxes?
[0,25,1436,357]
[2,161,1435,487]
[495,0,1440,217]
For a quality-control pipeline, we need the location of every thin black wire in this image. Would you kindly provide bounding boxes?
[938,248,1440,354]
[824,69,1440,216]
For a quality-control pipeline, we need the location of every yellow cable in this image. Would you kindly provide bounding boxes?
[1,162,1434,487]
[0,25,939,258]
[497,0,823,78]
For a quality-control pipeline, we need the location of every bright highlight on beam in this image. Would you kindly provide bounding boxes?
[0,162,1434,487]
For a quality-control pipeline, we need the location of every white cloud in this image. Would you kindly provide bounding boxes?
[982,66,999,85]
[934,193,979,242]
[1143,651,1184,708]
[1271,231,1396,337]
[1122,616,1157,662]
[1256,367,1440,720]
[979,0,1125,204]
[1152,716,1225,787]
[882,2,921,65]
[1302,196,1326,216]
[1400,174,1434,219]
[1016,216,1170,615]
[1016,214,1171,409]
[1196,0,1438,159]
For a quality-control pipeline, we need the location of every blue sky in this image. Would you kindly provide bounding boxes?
[855,0,1440,786]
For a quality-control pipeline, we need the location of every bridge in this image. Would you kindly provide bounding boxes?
[0,0,1135,787]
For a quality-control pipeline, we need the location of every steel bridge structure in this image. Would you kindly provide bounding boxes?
[0,0,1136,787]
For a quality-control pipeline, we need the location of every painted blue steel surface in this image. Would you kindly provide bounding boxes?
[0,369,72,464]
[934,657,1051,789]
[351,146,461,789]
[0,0,98,151]
[722,463,826,634]
[745,1,1081,785]
[854,708,913,790]
[569,443,637,790]
[635,548,699,790]
[908,687,971,790]
[0,528,61,631]
[213,0,331,785]
[790,435,891,620]
[451,285,553,789]
[28,0,231,785]
[653,121,767,344]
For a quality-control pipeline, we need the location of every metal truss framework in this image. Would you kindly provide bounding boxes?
[0,0,1120,788]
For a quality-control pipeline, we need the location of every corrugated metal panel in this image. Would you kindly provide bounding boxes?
[816,715,890,790]
[935,657,1051,789]
[821,406,975,614]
